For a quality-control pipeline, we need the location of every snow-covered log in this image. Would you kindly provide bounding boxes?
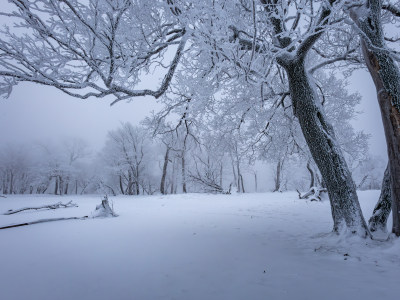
[0,196,118,230]
[0,216,88,230]
[3,201,78,215]
[297,187,327,202]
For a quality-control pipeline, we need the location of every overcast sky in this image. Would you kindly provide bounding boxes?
[0,68,387,160]
[0,82,162,150]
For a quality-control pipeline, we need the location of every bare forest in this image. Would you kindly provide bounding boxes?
[1,1,400,236]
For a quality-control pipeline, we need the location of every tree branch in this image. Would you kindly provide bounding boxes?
[110,33,187,105]
[3,201,78,215]
[382,3,400,17]
[296,1,337,58]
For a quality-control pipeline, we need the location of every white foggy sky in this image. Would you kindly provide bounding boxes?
[0,69,387,159]
[0,83,161,150]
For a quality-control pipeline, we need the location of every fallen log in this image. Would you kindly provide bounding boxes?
[0,196,117,230]
[4,201,78,215]
[0,216,88,230]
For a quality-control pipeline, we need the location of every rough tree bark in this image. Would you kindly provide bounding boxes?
[350,1,400,235]
[279,56,369,235]
[368,164,392,232]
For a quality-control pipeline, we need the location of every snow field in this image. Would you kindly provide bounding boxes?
[0,191,399,300]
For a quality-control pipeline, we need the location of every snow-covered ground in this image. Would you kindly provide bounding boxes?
[0,191,399,300]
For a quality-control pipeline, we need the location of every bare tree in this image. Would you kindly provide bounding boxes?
[102,123,152,195]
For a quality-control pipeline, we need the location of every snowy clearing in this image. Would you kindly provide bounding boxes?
[0,191,399,300]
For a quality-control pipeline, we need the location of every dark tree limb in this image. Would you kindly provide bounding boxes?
[0,216,88,230]
[382,3,400,17]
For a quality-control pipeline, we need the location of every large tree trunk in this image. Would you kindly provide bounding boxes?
[119,175,124,195]
[182,151,187,193]
[231,157,238,192]
[160,146,170,195]
[135,180,140,195]
[54,176,59,195]
[273,160,282,192]
[281,57,369,236]
[127,171,133,195]
[236,159,244,193]
[9,172,14,194]
[59,177,64,195]
[240,174,245,193]
[64,181,69,195]
[350,3,400,236]
[369,164,392,232]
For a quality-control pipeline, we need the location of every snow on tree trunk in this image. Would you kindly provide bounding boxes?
[368,164,391,232]
[281,57,369,236]
[350,2,400,236]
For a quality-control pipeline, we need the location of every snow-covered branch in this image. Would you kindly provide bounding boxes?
[3,201,78,215]
[0,0,187,103]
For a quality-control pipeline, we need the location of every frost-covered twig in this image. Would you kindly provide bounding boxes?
[3,201,78,215]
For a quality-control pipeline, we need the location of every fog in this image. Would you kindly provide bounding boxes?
[0,69,387,158]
